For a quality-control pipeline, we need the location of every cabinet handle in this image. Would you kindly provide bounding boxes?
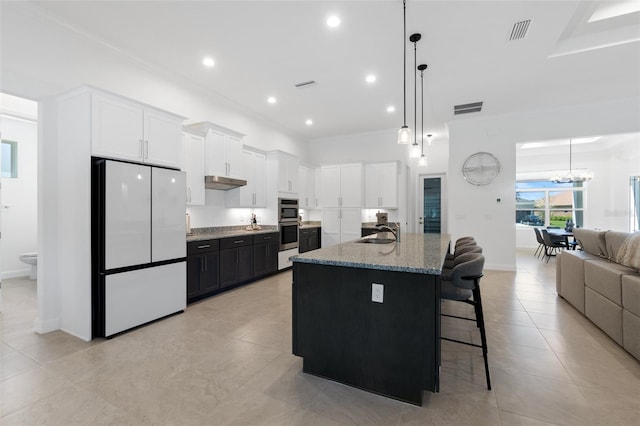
[197,244,211,249]
[234,240,244,244]
[188,187,192,203]
[144,140,149,159]
[139,139,144,159]
[305,197,308,207]
[204,257,207,271]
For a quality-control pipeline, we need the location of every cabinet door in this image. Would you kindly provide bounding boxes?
[202,251,220,293]
[320,165,341,207]
[186,255,202,300]
[321,209,341,247]
[225,135,243,179]
[364,164,381,208]
[92,93,144,162]
[298,166,309,208]
[253,152,267,207]
[286,155,299,193]
[183,133,205,206]
[237,150,256,206]
[144,110,182,168]
[205,130,227,176]
[340,164,363,208]
[309,234,320,251]
[340,208,362,243]
[267,241,278,273]
[220,249,238,288]
[237,245,253,282]
[378,162,398,209]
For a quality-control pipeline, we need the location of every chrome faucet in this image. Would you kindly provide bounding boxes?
[377,222,401,243]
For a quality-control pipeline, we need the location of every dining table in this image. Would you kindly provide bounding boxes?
[547,228,577,249]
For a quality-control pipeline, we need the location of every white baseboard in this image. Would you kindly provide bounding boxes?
[33,317,60,334]
[1,269,30,280]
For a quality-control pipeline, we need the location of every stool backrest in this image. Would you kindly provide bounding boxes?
[451,253,485,290]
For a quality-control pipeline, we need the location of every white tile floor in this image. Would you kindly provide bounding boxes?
[1,248,639,425]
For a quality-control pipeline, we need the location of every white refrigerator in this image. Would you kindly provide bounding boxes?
[92,158,186,338]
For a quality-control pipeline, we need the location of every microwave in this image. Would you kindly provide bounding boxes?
[278,198,299,223]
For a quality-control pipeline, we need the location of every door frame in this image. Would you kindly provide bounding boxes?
[415,173,448,235]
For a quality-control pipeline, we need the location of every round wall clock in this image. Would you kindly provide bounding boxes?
[462,152,500,186]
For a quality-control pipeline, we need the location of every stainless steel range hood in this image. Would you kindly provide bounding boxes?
[204,176,247,190]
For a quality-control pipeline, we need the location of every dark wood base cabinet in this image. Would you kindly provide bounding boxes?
[299,227,321,253]
[187,232,280,303]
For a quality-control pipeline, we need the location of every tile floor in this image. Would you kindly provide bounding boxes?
[1,249,639,425]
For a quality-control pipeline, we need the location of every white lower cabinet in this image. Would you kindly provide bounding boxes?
[321,208,361,248]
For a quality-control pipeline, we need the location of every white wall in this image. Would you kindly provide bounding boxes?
[448,97,640,270]
[0,115,38,279]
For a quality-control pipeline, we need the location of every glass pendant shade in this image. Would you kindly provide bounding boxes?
[397,126,412,144]
[410,143,421,158]
[418,154,427,167]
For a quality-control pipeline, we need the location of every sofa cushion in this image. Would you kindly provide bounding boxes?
[622,274,640,317]
[558,251,595,313]
[616,231,640,270]
[584,259,636,305]
[573,228,607,257]
[623,310,640,361]
[585,287,623,345]
[605,231,633,262]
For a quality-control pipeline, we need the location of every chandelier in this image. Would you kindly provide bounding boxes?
[550,139,593,183]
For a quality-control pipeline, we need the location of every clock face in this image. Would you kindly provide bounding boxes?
[462,152,500,186]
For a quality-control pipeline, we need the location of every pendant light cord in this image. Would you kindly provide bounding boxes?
[403,0,407,127]
[420,68,424,156]
[414,38,417,145]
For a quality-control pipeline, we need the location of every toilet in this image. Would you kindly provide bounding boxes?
[19,253,38,280]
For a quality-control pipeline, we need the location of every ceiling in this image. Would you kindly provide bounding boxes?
[1,1,639,142]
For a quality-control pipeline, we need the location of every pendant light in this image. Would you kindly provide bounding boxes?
[397,0,411,144]
[550,139,593,183]
[418,64,428,166]
[409,33,422,158]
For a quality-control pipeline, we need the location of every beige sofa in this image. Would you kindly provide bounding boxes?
[556,228,640,361]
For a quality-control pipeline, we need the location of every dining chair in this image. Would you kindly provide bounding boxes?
[441,252,491,390]
[540,229,568,263]
[533,228,545,258]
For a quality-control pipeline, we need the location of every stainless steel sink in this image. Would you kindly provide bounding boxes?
[355,238,396,244]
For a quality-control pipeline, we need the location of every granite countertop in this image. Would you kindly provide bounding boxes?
[292,232,450,275]
[187,226,278,242]
[299,222,321,229]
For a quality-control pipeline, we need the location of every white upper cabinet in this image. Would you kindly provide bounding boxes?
[365,162,398,209]
[299,165,317,209]
[186,122,245,180]
[181,130,205,206]
[276,152,299,195]
[226,149,266,208]
[91,91,184,168]
[320,163,363,208]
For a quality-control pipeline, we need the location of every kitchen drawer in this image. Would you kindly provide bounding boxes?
[308,228,319,236]
[220,235,253,249]
[253,232,278,244]
[300,229,310,238]
[187,239,220,255]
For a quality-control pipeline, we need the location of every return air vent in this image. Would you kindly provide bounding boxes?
[294,80,317,88]
[509,19,531,41]
[454,101,483,115]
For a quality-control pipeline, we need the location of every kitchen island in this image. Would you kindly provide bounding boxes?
[291,232,450,406]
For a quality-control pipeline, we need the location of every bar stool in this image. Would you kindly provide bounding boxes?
[441,253,491,390]
[443,244,482,275]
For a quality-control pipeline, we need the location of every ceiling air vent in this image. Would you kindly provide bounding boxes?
[509,19,531,41]
[454,101,483,115]
[294,80,317,88]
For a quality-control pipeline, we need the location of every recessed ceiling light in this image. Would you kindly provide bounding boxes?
[386,106,395,113]
[305,119,313,126]
[327,16,340,28]
[202,57,215,68]
[267,96,276,104]
[365,74,376,84]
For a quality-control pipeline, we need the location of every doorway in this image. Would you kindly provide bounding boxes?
[418,174,447,234]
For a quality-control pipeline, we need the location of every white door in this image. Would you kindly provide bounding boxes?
[104,161,151,269]
[151,167,186,262]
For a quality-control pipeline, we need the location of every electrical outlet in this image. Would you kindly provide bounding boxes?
[372,283,384,303]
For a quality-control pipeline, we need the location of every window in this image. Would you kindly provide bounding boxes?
[631,176,640,232]
[1,140,18,178]
[516,180,584,228]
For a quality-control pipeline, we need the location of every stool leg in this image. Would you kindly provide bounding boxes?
[473,284,491,390]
